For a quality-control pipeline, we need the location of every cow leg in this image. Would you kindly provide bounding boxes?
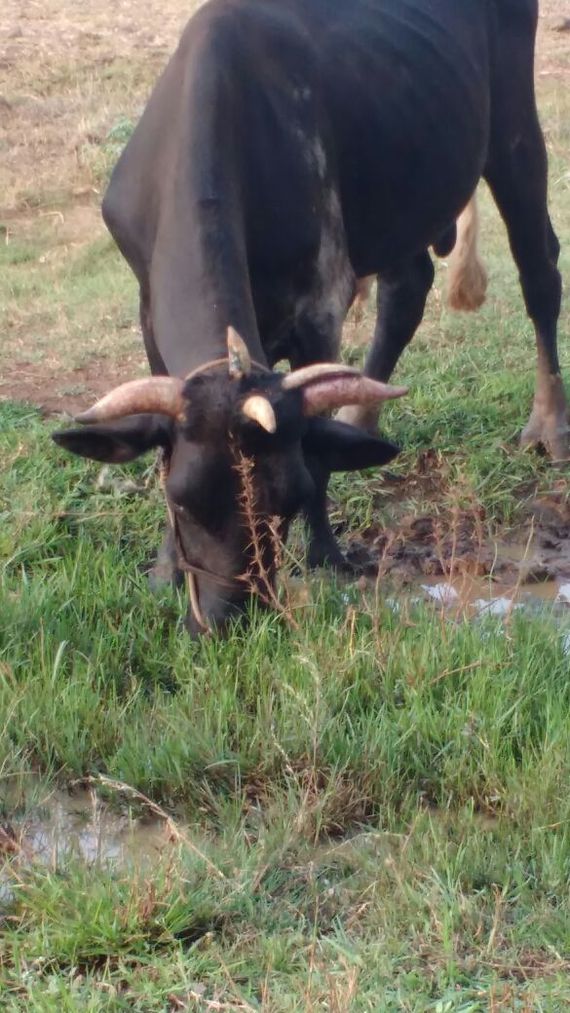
[338,252,434,433]
[303,456,352,571]
[483,3,566,460]
[297,374,355,571]
[304,256,433,569]
[483,157,565,457]
[288,317,356,571]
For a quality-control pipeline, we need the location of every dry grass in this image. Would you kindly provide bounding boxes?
[0,0,200,214]
[1,0,568,410]
[1,0,567,216]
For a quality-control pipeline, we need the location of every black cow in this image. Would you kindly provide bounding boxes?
[54,0,564,634]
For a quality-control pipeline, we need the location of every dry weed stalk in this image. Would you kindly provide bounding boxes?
[184,992,255,1012]
[0,823,28,858]
[81,774,227,881]
[234,450,300,628]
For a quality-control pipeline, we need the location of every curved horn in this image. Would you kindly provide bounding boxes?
[227,326,251,378]
[300,375,408,417]
[281,363,360,390]
[281,363,407,415]
[241,394,277,433]
[75,377,185,423]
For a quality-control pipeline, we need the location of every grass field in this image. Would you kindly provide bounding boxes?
[2,2,570,1009]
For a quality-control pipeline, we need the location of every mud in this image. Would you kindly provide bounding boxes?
[344,485,570,594]
[415,572,566,618]
[0,780,181,894]
[337,481,570,647]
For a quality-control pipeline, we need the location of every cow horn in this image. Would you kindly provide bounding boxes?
[227,326,251,378]
[75,376,185,423]
[301,375,408,416]
[282,364,407,416]
[241,394,277,433]
[281,363,361,390]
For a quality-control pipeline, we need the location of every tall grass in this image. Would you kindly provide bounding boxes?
[2,405,570,1007]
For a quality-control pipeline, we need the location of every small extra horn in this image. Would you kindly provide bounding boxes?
[75,376,185,423]
[241,395,277,433]
[227,326,251,378]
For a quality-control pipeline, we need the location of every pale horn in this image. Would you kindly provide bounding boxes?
[282,364,407,416]
[241,395,277,433]
[227,326,251,378]
[75,376,185,423]
[282,363,361,389]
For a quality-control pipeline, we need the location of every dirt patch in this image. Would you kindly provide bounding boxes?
[537,1,570,80]
[350,510,503,580]
[526,485,570,578]
[0,352,146,417]
[0,1,199,214]
[344,481,570,587]
[3,203,104,244]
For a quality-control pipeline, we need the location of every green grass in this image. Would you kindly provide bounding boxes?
[1,38,570,1012]
[2,404,570,1009]
[0,229,138,374]
[334,139,570,529]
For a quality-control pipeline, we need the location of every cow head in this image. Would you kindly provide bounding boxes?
[52,329,406,635]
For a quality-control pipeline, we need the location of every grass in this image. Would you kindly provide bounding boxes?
[2,1,570,1008]
[2,405,570,1008]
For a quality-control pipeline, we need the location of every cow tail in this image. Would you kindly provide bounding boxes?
[446,192,488,312]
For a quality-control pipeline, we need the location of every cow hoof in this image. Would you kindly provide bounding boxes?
[520,413,570,463]
[307,540,356,574]
[520,373,570,462]
[520,422,570,463]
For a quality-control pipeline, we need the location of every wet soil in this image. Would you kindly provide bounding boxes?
[343,483,570,590]
[0,780,185,899]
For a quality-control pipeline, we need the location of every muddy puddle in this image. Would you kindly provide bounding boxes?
[409,571,570,627]
[0,780,186,900]
[342,484,570,638]
[377,537,570,628]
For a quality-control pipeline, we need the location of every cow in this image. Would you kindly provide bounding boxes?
[53,0,564,635]
[350,191,489,326]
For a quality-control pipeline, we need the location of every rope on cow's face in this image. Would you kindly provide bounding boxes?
[158,354,271,635]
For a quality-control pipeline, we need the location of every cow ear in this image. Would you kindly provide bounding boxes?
[52,414,172,464]
[302,417,399,472]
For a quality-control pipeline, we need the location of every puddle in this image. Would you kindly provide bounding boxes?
[14,787,170,865]
[0,779,185,902]
[346,488,570,644]
[384,571,570,651]
[417,571,562,613]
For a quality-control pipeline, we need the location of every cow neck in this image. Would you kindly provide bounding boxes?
[161,354,272,635]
